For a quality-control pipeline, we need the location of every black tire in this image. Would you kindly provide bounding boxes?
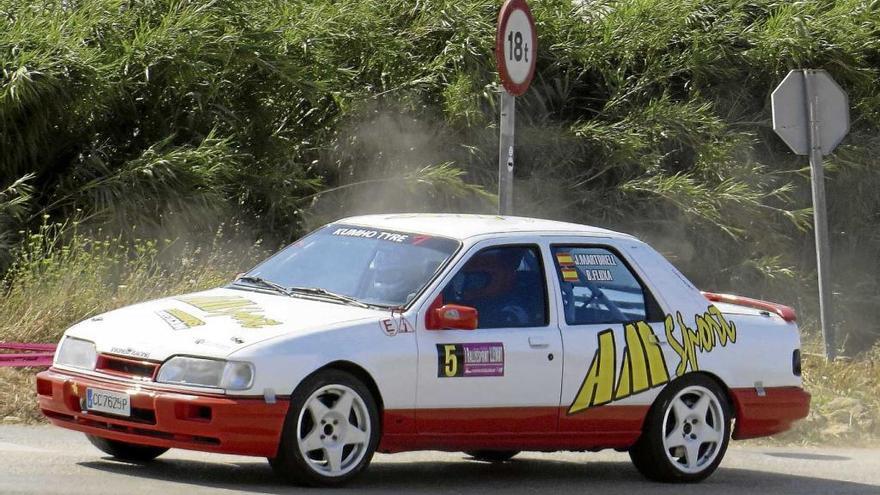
[629,374,731,483]
[465,450,519,462]
[86,434,169,462]
[269,369,380,487]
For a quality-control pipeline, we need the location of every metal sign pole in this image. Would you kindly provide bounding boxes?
[803,70,835,359]
[498,91,515,215]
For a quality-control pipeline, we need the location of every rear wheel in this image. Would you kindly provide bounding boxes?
[270,369,379,487]
[86,435,168,462]
[629,374,730,483]
[466,450,519,462]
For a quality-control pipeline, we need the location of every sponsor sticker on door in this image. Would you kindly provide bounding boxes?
[437,343,504,378]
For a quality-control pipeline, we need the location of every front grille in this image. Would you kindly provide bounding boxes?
[96,354,159,381]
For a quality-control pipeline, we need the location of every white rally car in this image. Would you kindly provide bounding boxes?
[37,214,809,486]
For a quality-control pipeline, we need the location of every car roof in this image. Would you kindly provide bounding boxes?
[335,213,633,241]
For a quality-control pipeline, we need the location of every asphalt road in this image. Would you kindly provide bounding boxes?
[0,425,878,494]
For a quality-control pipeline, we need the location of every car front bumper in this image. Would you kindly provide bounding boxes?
[36,368,289,457]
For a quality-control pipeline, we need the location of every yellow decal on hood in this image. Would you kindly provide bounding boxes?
[568,307,737,414]
[157,308,205,330]
[178,295,281,329]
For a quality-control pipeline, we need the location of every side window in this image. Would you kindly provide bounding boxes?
[551,246,659,325]
[442,246,547,328]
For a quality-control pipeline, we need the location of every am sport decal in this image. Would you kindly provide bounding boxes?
[568,307,738,414]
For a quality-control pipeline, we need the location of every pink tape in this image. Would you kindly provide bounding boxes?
[0,342,56,367]
[0,343,57,351]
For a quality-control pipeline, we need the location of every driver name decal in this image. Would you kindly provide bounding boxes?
[437,343,504,378]
[568,307,738,414]
[556,251,615,282]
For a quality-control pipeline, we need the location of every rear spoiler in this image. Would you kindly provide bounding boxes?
[701,291,797,322]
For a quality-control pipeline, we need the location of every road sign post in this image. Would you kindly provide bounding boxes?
[772,69,850,360]
[498,92,515,215]
[495,0,536,215]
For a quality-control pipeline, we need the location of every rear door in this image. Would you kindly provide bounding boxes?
[546,238,673,439]
[415,239,563,434]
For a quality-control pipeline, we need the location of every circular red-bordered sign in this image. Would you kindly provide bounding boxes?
[495,0,537,96]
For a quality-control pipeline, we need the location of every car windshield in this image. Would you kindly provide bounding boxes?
[238,224,460,308]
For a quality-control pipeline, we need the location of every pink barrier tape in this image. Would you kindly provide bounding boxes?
[0,354,54,367]
[0,343,57,351]
[0,342,56,367]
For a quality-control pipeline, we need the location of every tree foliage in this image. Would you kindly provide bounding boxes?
[1,0,879,350]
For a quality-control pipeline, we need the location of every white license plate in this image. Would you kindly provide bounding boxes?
[85,388,131,417]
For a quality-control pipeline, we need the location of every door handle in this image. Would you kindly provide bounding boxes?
[528,336,549,348]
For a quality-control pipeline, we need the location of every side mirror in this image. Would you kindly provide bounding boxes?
[428,304,478,331]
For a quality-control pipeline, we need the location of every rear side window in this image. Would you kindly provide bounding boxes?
[551,246,660,325]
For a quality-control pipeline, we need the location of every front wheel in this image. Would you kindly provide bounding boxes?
[86,435,168,462]
[270,369,379,487]
[629,374,731,483]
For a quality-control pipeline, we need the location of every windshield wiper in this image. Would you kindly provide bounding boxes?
[234,276,293,296]
[287,286,370,308]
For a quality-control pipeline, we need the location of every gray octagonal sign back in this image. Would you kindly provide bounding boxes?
[771,70,849,156]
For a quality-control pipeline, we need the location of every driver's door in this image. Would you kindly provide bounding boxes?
[415,241,563,434]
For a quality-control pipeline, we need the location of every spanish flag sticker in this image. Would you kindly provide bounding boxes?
[556,253,575,266]
[561,267,579,282]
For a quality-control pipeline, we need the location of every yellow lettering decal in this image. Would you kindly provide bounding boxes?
[637,321,670,387]
[695,314,715,352]
[667,306,738,376]
[165,308,204,328]
[568,307,738,414]
[568,330,616,414]
[624,323,650,394]
[665,314,688,376]
[674,312,701,375]
[708,306,737,343]
[178,295,281,329]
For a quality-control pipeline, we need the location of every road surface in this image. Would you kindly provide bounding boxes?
[0,425,878,494]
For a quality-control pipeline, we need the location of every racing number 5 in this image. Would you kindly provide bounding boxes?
[443,344,458,377]
[443,345,458,377]
[436,343,464,378]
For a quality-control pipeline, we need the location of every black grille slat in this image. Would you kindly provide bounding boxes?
[96,355,159,380]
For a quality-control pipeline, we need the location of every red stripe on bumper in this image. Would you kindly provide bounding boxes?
[730,386,810,439]
[36,368,289,457]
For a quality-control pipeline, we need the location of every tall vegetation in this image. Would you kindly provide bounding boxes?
[1,0,879,350]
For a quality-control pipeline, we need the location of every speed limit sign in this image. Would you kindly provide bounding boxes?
[495,0,537,96]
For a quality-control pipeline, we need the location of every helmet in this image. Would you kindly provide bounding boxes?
[368,247,423,304]
[458,248,521,300]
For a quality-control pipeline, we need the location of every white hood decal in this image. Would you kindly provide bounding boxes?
[67,287,384,361]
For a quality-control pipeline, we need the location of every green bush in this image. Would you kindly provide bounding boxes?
[1,0,879,350]
[0,218,267,343]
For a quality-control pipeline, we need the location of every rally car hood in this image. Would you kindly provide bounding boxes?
[64,287,385,362]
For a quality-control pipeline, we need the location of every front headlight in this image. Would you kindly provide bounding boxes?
[55,337,97,370]
[156,357,254,390]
